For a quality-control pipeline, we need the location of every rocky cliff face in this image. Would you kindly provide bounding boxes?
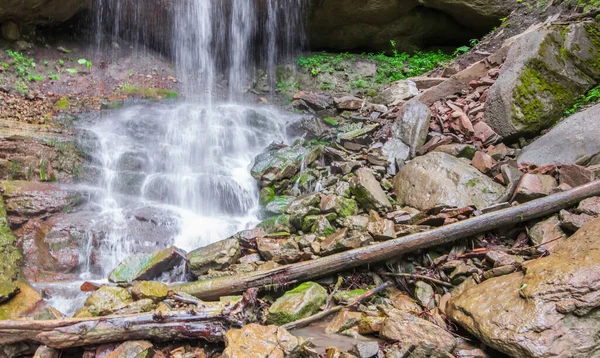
[0,0,513,52]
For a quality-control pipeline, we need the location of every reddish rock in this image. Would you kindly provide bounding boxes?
[471,151,495,174]
[334,96,364,110]
[293,91,333,111]
[512,174,557,203]
[473,121,501,144]
[577,196,600,216]
[558,164,594,188]
[559,210,595,232]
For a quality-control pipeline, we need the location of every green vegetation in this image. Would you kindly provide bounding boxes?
[565,83,600,115]
[297,41,454,85]
[120,83,179,99]
[5,50,41,81]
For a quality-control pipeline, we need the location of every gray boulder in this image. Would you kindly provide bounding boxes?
[486,22,600,137]
[350,168,392,211]
[390,99,431,158]
[518,104,600,166]
[393,152,505,210]
[187,238,241,277]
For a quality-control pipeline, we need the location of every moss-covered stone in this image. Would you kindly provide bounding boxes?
[259,187,276,206]
[75,286,133,317]
[265,196,295,215]
[108,246,185,284]
[333,289,367,304]
[0,280,42,320]
[258,215,292,234]
[131,281,169,302]
[267,282,327,325]
[0,194,22,304]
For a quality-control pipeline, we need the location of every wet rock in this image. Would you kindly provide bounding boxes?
[287,194,321,228]
[389,99,431,158]
[380,310,456,356]
[528,215,566,253]
[0,281,43,320]
[293,91,334,111]
[251,144,320,185]
[448,217,600,358]
[265,196,295,215]
[257,236,303,264]
[350,342,379,358]
[350,169,392,211]
[558,164,594,188]
[108,246,185,284]
[375,80,418,106]
[187,238,241,277]
[394,152,505,210]
[259,214,293,234]
[0,195,22,301]
[518,105,600,166]
[559,209,595,232]
[512,173,557,203]
[223,324,304,358]
[267,282,327,325]
[104,341,154,358]
[75,286,132,318]
[486,22,600,138]
[320,229,372,256]
[113,299,156,316]
[131,281,169,302]
[311,215,335,237]
[325,308,362,334]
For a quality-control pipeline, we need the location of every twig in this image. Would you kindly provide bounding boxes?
[283,281,393,331]
[325,276,343,309]
[380,272,453,288]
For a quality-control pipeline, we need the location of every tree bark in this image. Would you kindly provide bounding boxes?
[0,289,257,349]
[176,180,600,300]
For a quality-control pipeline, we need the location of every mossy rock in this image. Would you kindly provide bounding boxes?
[333,288,368,304]
[108,246,185,284]
[0,280,42,320]
[486,22,600,138]
[76,286,132,317]
[267,282,327,325]
[131,281,169,302]
[258,215,293,234]
[265,196,295,215]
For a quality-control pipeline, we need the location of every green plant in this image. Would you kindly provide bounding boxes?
[453,46,471,57]
[15,80,28,94]
[6,50,40,81]
[48,72,60,80]
[565,84,600,115]
[469,38,480,47]
[320,82,335,91]
[65,68,78,74]
[77,58,92,69]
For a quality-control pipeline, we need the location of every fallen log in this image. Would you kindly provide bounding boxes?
[0,289,257,349]
[176,180,600,300]
[283,281,392,331]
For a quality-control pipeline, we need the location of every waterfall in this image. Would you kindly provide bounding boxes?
[94,0,307,99]
[68,1,307,281]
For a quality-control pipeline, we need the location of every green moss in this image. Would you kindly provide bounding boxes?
[513,59,575,131]
[457,146,477,160]
[120,84,179,100]
[259,187,276,206]
[258,215,292,234]
[337,197,357,217]
[322,117,339,126]
[55,97,69,109]
[267,282,327,325]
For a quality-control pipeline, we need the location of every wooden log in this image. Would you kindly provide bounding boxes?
[176,180,600,300]
[283,281,393,331]
[0,289,257,349]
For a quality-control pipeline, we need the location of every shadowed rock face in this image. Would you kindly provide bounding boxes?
[0,0,86,24]
[1,0,513,52]
[307,0,515,52]
[447,217,600,358]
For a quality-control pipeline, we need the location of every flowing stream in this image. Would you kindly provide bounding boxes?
[39,0,306,315]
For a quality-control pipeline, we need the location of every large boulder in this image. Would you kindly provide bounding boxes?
[108,246,186,284]
[389,99,431,158]
[0,0,86,24]
[308,0,514,52]
[267,282,327,325]
[251,144,321,186]
[187,238,241,277]
[485,22,600,138]
[447,217,600,357]
[393,152,505,210]
[518,104,600,166]
[222,324,304,358]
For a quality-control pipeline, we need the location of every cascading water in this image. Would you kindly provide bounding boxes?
[39,1,307,315]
